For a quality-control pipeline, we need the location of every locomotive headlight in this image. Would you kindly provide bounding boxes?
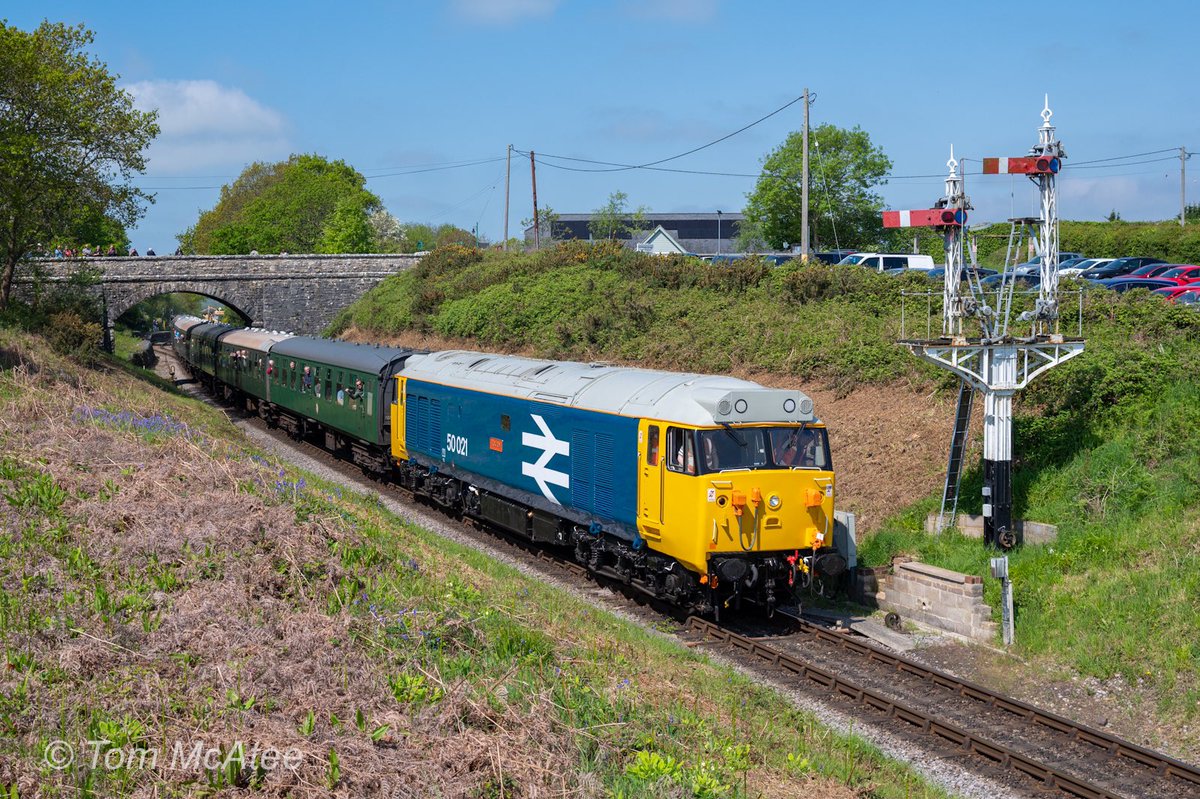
[767,494,781,510]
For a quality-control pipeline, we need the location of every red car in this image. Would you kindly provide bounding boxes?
[1153,286,1200,305]
[1153,265,1200,285]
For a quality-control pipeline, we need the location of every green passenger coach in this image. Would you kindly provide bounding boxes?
[266,337,417,470]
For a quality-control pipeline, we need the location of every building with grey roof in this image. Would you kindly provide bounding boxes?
[524,212,744,256]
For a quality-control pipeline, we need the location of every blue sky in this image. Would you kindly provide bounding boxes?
[12,0,1200,251]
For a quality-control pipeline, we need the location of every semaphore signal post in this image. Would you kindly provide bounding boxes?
[889,99,1085,550]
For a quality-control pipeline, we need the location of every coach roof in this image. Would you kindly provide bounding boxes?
[269,336,418,375]
[400,351,816,426]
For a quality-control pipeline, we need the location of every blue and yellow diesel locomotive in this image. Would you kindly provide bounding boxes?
[172,317,845,614]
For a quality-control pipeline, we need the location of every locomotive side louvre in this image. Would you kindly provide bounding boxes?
[397,376,640,538]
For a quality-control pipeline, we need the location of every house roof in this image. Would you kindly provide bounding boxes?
[638,225,687,253]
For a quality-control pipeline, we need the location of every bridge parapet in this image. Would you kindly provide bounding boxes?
[16,253,422,340]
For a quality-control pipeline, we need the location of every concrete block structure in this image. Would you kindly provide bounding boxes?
[854,558,998,643]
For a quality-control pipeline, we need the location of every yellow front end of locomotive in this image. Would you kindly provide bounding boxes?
[636,421,834,576]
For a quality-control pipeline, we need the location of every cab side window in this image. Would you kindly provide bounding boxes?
[666,427,696,476]
[646,425,660,466]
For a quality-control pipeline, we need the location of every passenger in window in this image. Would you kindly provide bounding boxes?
[797,428,820,468]
[301,366,314,393]
[351,378,365,400]
[674,437,697,475]
[775,429,800,466]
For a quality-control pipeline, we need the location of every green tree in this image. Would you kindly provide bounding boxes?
[318,198,373,253]
[743,124,891,252]
[0,21,158,308]
[180,154,380,254]
[588,191,648,241]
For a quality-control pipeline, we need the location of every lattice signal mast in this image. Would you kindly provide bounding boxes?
[982,95,1067,333]
[890,99,1085,550]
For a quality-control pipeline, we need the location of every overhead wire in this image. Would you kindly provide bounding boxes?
[513,92,807,174]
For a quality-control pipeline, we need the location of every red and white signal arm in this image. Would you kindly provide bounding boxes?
[882,208,966,228]
[982,156,1060,175]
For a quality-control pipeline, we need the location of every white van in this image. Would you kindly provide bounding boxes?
[837,252,935,272]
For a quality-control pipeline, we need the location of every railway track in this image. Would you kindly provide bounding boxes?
[683,616,1200,799]
[167,356,1199,799]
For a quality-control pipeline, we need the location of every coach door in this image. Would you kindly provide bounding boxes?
[638,420,664,538]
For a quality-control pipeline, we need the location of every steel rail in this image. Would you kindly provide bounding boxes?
[686,615,1200,799]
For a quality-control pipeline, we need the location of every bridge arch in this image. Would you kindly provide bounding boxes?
[106,281,260,328]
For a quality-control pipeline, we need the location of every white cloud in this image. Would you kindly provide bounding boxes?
[123,79,289,172]
[450,0,558,24]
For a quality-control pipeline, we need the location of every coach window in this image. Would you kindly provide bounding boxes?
[501,414,511,432]
[646,425,660,466]
[666,427,696,476]
[325,372,332,399]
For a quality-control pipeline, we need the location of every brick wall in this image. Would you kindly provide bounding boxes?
[855,559,998,642]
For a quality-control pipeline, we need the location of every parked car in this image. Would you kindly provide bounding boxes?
[837,252,935,272]
[925,266,998,280]
[1079,257,1167,280]
[812,249,856,265]
[1150,265,1200,285]
[1059,257,1115,277]
[1154,286,1200,305]
[1103,277,1178,293]
[1096,263,1178,284]
[979,273,1040,289]
[758,254,794,266]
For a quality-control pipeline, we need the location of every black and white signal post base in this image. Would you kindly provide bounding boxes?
[901,338,1084,548]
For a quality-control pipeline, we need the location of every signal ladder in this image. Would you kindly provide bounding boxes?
[937,380,974,533]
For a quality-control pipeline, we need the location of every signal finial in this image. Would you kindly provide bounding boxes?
[1041,95,1053,128]
[947,144,958,177]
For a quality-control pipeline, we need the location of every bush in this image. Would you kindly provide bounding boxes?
[46,311,102,363]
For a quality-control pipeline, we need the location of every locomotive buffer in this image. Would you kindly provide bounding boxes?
[890,100,1084,549]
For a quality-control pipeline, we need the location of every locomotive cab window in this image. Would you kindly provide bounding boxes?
[501,414,511,432]
[769,426,830,470]
[696,427,769,473]
[646,425,660,466]
[666,427,696,475]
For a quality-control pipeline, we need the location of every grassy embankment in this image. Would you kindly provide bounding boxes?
[0,329,945,798]
[332,242,1200,718]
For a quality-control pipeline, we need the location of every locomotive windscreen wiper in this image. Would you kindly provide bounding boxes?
[720,422,746,447]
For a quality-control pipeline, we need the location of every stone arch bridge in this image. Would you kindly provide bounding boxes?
[17,253,421,346]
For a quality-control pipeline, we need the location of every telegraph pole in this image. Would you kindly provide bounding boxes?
[801,87,810,261]
[503,144,512,249]
[530,150,540,250]
[1182,147,1188,227]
